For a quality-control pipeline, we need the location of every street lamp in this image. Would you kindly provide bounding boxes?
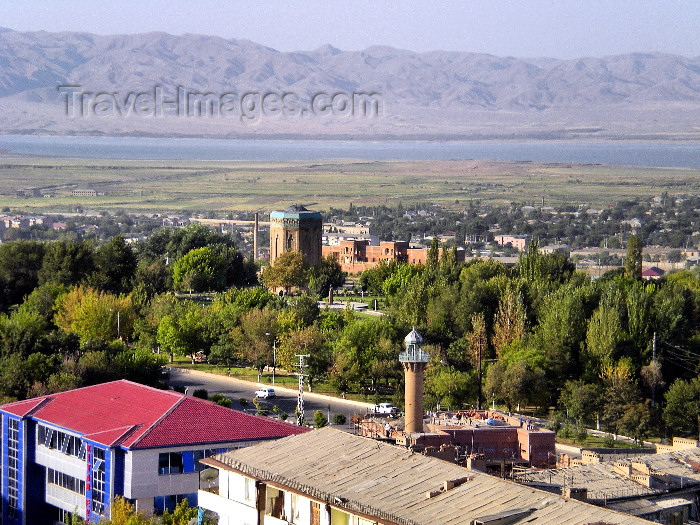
[265,332,276,385]
[109,309,120,340]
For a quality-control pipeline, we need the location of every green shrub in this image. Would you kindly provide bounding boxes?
[192,388,208,399]
[210,393,232,408]
[332,413,347,425]
[313,410,328,429]
[239,397,249,407]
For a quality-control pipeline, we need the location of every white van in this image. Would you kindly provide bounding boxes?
[254,387,276,399]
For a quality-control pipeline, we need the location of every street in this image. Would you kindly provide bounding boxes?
[167,367,373,431]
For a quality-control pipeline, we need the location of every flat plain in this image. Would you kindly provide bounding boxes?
[1,156,699,214]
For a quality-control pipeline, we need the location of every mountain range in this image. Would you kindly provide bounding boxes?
[0,28,698,139]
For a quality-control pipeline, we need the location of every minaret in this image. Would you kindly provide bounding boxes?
[399,328,429,434]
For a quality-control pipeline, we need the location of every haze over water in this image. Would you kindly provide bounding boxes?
[0,136,699,168]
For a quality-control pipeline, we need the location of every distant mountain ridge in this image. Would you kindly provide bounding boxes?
[0,28,698,139]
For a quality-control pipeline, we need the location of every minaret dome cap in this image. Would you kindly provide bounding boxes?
[404,328,423,345]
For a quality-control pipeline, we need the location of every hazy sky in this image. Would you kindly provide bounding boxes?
[2,0,699,58]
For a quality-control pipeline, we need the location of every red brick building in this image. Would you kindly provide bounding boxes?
[323,240,465,273]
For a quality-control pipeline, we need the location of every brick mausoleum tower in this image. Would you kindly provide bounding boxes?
[400,328,429,434]
[269,205,323,266]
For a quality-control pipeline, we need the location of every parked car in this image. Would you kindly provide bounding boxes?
[254,387,276,399]
[371,403,398,417]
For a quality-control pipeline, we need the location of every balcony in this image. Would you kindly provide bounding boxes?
[398,349,430,363]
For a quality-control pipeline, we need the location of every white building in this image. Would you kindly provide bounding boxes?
[198,427,650,525]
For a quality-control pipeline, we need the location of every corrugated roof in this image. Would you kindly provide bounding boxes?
[520,447,700,502]
[0,380,307,449]
[205,427,650,525]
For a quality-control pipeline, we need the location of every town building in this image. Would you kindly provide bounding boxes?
[322,240,465,273]
[0,380,307,525]
[270,205,323,266]
[362,409,556,470]
[323,222,378,246]
[642,266,666,280]
[494,234,531,251]
[197,427,650,525]
[516,445,700,524]
[71,189,98,197]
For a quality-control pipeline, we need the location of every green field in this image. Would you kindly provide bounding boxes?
[2,156,699,214]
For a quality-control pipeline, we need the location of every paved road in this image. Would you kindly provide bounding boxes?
[167,367,373,430]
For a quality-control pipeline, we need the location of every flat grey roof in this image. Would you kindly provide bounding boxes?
[205,427,650,525]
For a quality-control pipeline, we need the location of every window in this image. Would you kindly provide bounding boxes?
[154,494,193,515]
[244,477,255,502]
[38,424,84,459]
[55,508,76,525]
[265,487,284,519]
[291,494,301,521]
[192,449,217,472]
[47,468,86,495]
[158,452,183,475]
[7,418,20,518]
[92,447,106,515]
[310,501,321,525]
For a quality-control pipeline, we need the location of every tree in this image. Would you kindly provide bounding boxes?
[18,282,68,325]
[308,255,345,298]
[276,326,324,377]
[492,284,527,358]
[625,235,643,280]
[501,359,546,411]
[236,309,278,381]
[54,286,135,342]
[640,360,664,408]
[134,260,171,297]
[172,246,225,293]
[39,240,95,287]
[559,380,602,425]
[0,241,45,311]
[313,409,328,428]
[667,249,682,266]
[584,304,623,377]
[216,244,258,287]
[91,234,137,294]
[465,313,487,409]
[626,281,652,353]
[663,376,700,438]
[156,303,206,360]
[425,364,471,410]
[601,358,640,438]
[262,250,308,292]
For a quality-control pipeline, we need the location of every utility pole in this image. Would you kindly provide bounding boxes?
[651,332,658,408]
[296,354,310,426]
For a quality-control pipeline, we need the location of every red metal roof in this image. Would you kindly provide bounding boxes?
[0,380,307,449]
[642,266,665,277]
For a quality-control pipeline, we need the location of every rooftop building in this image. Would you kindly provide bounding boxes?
[198,427,650,525]
[516,447,700,523]
[0,380,307,524]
